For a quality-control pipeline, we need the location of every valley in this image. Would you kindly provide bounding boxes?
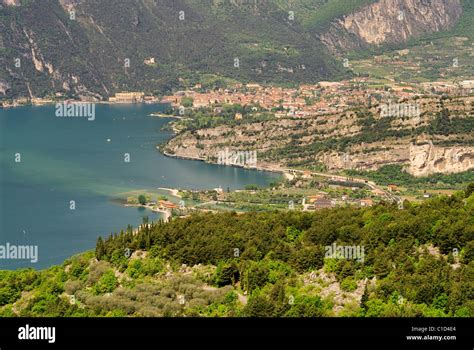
[0,0,473,324]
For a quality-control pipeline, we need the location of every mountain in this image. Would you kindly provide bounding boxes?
[0,0,469,100]
[0,0,343,100]
[320,0,463,54]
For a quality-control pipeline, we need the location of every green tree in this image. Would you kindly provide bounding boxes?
[181,97,194,108]
[360,283,369,312]
[290,246,324,272]
[93,271,118,295]
[286,295,324,317]
[0,286,20,306]
[465,183,474,198]
[95,237,106,260]
[244,294,274,317]
[242,262,269,293]
[214,261,240,287]
[286,226,303,243]
[462,241,474,264]
[138,194,147,205]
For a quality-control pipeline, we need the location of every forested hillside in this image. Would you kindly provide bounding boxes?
[1,184,473,317]
[0,0,346,100]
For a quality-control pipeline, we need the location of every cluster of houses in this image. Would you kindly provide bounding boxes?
[420,81,474,95]
[157,200,178,210]
[158,78,446,120]
[298,180,411,211]
[301,193,377,211]
[108,91,158,104]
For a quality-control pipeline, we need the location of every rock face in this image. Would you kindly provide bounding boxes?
[321,0,463,54]
[164,96,474,177]
[0,80,10,95]
[409,142,474,177]
[58,0,83,10]
[1,0,20,6]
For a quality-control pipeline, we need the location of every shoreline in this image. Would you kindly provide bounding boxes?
[158,146,396,201]
[124,203,171,221]
[148,113,188,120]
[157,187,182,198]
[160,148,286,175]
[1,100,168,109]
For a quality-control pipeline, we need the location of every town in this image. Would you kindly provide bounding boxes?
[107,78,473,119]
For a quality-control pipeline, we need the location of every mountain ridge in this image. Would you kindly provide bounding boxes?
[0,0,469,100]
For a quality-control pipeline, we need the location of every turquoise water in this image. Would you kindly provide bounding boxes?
[0,104,280,269]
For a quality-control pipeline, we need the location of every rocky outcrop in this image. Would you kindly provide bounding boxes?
[164,96,474,177]
[0,80,10,95]
[1,0,20,6]
[322,141,474,176]
[409,142,474,176]
[58,0,83,11]
[321,0,463,54]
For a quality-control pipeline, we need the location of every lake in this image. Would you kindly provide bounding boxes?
[0,104,281,269]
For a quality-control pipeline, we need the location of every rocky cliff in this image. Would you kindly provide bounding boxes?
[409,142,474,176]
[321,0,463,54]
[1,0,20,6]
[164,96,474,177]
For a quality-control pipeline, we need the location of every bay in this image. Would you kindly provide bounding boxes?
[0,104,280,269]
